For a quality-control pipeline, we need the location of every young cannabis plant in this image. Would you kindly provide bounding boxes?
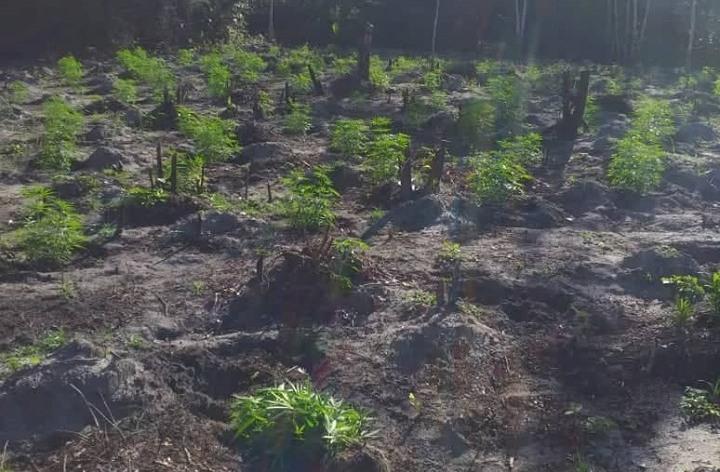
[331,237,370,290]
[1,329,67,375]
[457,98,495,150]
[330,119,369,157]
[17,186,87,267]
[662,275,704,325]
[57,55,84,87]
[680,380,720,423]
[230,382,374,467]
[41,97,85,171]
[201,53,231,100]
[364,131,410,186]
[177,107,239,163]
[117,47,175,100]
[113,78,138,105]
[608,135,665,193]
[283,102,312,135]
[281,166,339,231]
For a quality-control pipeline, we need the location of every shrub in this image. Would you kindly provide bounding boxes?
[281,166,339,231]
[16,187,86,266]
[41,97,85,171]
[113,78,138,104]
[57,55,84,86]
[457,98,495,150]
[230,382,374,465]
[330,119,369,157]
[283,102,312,135]
[364,132,410,186]
[201,53,231,99]
[117,47,175,100]
[177,107,239,163]
[608,135,665,193]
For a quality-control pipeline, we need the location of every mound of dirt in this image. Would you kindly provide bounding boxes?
[0,340,172,445]
[555,179,612,216]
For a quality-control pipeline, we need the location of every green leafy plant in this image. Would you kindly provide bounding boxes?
[124,186,168,207]
[364,131,410,186]
[608,135,665,193]
[1,329,67,375]
[17,187,87,267]
[487,75,525,133]
[437,241,462,264]
[457,98,495,150]
[177,48,195,66]
[631,97,675,145]
[8,81,29,104]
[369,56,390,90]
[283,102,312,135]
[331,55,357,76]
[230,382,374,467]
[331,237,369,290]
[201,53,232,99]
[276,45,324,78]
[40,97,85,171]
[281,166,339,231]
[497,132,542,166]
[468,149,532,204]
[706,271,720,317]
[584,95,600,130]
[233,49,267,83]
[117,47,175,100]
[113,78,138,105]
[177,107,239,163]
[405,290,437,308]
[57,55,84,87]
[681,381,720,422]
[330,119,369,157]
[662,275,704,325]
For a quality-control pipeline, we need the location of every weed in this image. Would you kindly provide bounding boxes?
[113,78,138,105]
[127,334,146,350]
[283,102,312,135]
[1,329,67,375]
[631,97,675,145]
[125,186,168,207]
[231,49,267,83]
[204,192,239,212]
[497,132,542,166]
[487,74,525,133]
[608,135,665,193]
[330,119,369,157]
[468,150,532,204]
[17,186,86,267]
[437,241,462,263]
[331,237,369,290]
[706,271,720,316]
[178,48,195,66]
[369,56,390,90]
[662,275,705,302]
[201,53,231,99]
[191,280,206,295]
[177,107,239,163]
[58,277,77,300]
[681,382,720,422]
[57,55,84,87]
[406,290,437,308]
[364,132,410,186]
[230,382,374,465]
[117,47,175,100]
[40,97,84,171]
[8,81,29,104]
[457,299,484,318]
[457,98,495,150]
[96,223,117,239]
[422,68,443,90]
[281,166,339,231]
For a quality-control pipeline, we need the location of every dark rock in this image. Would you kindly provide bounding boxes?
[595,94,633,114]
[174,211,241,238]
[77,147,126,171]
[237,121,277,145]
[676,122,717,143]
[622,246,700,279]
[329,163,363,192]
[556,179,612,215]
[83,96,128,115]
[442,74,466,92]
[85,124,108,143]
[422,110,458,136]
[86,73,115,95]
[124,107,143,128]
[390,195,445,231]
[236,142,294,165]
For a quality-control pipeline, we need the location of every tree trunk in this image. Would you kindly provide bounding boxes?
[431,0,441,63]
[687,0,697,70]
[358,22,374,82]
[640,0,652,44]
[268,0,275,42]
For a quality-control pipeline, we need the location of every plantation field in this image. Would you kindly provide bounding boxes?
[2,40,720,472]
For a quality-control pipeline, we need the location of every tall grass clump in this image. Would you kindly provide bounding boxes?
[41,97,85,171]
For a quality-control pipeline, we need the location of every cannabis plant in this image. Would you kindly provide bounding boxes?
[113,78,138,105]
[331,237,370,290]
[201,53,231,99]
[364,132,410,186]
[457,98,495,150]
[487,75,526,133]
[468,151,532,204]
[230,382,374,468]
[16,186,87,267]
[177,107,239,163]
[330,119,369,157]
[41,97,85,171]
[57,55,84,87]
[608,135,665,193]
[117,47,175,100]
[233,49,267,83]
[283,103,312,135]
[281,166,339,231]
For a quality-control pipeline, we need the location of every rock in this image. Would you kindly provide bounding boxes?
[676,122,717,143]
[423,110,457,136]
[622,246,700,279]
[174,211,241,238]
[329,162,363,192]
[556,179,612,215]
[391,195,445,231]
[83,96,128,115]
[237,142,294,165]
[595,94,633,114]
[442,74,466,92]
[86,73,115,95]
[85,124,108,143]
[124,107,143,128]
[237,121,277,145]
[78,147,126,171]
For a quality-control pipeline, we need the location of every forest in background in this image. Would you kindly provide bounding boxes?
[1,0,719,67]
